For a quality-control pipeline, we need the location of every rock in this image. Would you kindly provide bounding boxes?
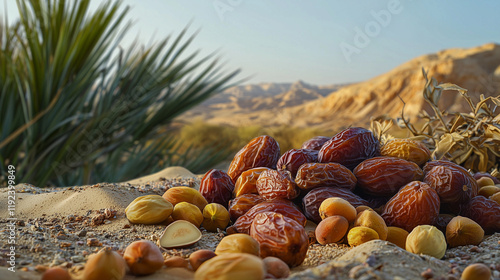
[289,240,451,279]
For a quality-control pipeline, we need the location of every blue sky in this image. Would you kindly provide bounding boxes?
[2,1,500,85]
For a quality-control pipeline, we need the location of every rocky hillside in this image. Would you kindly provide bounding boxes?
[179,43,500,129]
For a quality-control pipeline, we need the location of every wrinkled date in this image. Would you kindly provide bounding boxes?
[423,160,469,175]
[256,170,299,200]
[277,149,318,178]
[301,136,330,151]
[460,195,500,234]
[250,212,308,268]
[228,198,306,234]
[295,162,357,191]
[233,167,271,197]
[380,138,431,166]
[200,169,235,208]
[381,181,440,232]
[424,165,478,214]
[228,194,265,222]
[227,135,280,183]
[318,127,380,170]
[302,187,368,223]
[354,156,423,196]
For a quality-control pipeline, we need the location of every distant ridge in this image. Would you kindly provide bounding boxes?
[179,43,500,130]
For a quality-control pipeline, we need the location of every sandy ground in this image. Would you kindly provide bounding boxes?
[1,166,499,280]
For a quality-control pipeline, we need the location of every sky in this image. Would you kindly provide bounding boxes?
[2,0,500,85]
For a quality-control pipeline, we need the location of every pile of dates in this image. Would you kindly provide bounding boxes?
[198,127,500,268]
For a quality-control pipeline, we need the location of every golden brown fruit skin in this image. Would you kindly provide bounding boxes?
[202,203,230,232]
[423,165,478,214]
[233,167,271,197]
[295,162,357,191]
[215,233,260,256]
[125,195,173,224]
[445,216,484,248]
[256,169,299,200]
[227,135,280,183]
[263,256,290,279]
[200,169,234,208]
[171,202,203,228]
[41,267,71,280]
[228,194,265,222]
[228,198,307,234]
[250,212,308,268]
[83,247,127,280]
[302,187,368,224]
[386,227,409,249]
[318,127,380,170]
[354,156,423,197]
[354,209,388,240]
[381,181,440,232]
[123,240,164,276]
[315,215,349,245]
[347,226,379,246]
[162,186,208,211]
[189,249,216,271]
[319,197,357,223]
[194,253,265,280]
[461,263,491,280]
[380,138,431,166]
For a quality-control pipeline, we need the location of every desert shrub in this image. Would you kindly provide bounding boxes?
[0,0,239,186]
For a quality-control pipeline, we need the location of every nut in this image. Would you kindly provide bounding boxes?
[83,247,126,280]
[202,203,230,232]
[194,253,265,280]
[171,202,203,228]
[315,215,349,245]
[446,216,484,248]
[215,233,260,256]
[162,186,208,211]
[123,240,164,276]
[125,195,173,224]
[354,209,388,240]
[406,225,446,259]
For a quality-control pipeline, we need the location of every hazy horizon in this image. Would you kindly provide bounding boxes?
[2,0,499,86]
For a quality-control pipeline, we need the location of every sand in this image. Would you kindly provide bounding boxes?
[1,166,499,280]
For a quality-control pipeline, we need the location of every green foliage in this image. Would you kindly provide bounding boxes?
[0,0,239,186]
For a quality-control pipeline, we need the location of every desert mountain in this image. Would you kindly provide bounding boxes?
[179,43,500,129]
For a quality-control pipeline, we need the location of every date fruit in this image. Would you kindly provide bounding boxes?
[380,138,431,166]
[228,194,265,222]
[228,135,280,183]
[228,198,306,234]
[423,160,469,175]
[381,181,440,232]
[233,167,271,197]
[460,195,500,234]
[250,212,308,267]
[354,156,423,196]
[256,169,299,200]
[302,187,368,224]
[318,127,380,170]
[277,149,318,178]
[423,165,478,214]
[301,136,330,150]
[295,162,357,191]
[200,169,234,208]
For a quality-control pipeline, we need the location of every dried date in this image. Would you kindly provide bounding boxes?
[380,138,431,166]
[228,194,266,222]
[227,135,280,183]
[318,127,380,170]
[233,167,271,197]
[354,156,423,196]
[460,195,500,234]
[301,136,330,151]
[256,169,299,200]
[199,169,234,208]
[295,162,357,191]
[277,149,318,178]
